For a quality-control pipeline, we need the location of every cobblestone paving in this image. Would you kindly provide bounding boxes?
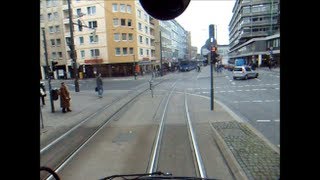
[212,121,280,180]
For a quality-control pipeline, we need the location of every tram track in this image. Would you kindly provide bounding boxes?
[40,79,167,180]
[41,72,234,180]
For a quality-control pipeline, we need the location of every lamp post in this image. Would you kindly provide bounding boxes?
[133,54,137,80]
[67,0,80,92]
[159,31,163,76]
[41,28,55,113]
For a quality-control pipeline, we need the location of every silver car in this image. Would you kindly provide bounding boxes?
[233,66,258,80]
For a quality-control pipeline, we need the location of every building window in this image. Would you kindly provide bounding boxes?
[115,48,121,56]
[122,33,127,41]
[145,26,148,34]
[77,8,82,16]
[127,5,131,13]
[55,25,60,32]
[87,6,96,15]
[90,49,100,57]
[121,19,126,26]
[138,10,141,18]
[52,52,57,59]
[113,18,119,26]
[129,47,134,54]
[123,47,128,55]
[144,14,148,21]
[79,37,84,44]
[120,4,126,12]
[49,26,54,33]
[90,35,98,43]
[46,0,52,7]
[128,33,133,41]
[114,33,120,41]
[48,13,53,21]
[138,23,142,31]
[145,37,149,45]
[140,48,143,56]
[58,52,63,59]
[146,49,149,56]
[54,12,59,19]
[65,37,71,45]
[243,6,250,14]
[40,14,44,21]
[56,39,61,46]
[139,36,143,43]
[50,39,55,46]
[127,19,132,27]
[112,3,118,12]
[81,50,85,59]
[88,21,97,28]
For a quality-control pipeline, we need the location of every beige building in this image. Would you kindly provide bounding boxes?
[40,0,191,79]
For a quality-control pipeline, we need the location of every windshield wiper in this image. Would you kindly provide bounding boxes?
[99,171,219,180]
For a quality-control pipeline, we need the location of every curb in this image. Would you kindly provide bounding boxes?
[209,122,248,180]
[215,99,280,154]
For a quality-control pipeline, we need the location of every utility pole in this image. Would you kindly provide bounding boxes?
[159,31,163,76]
[133,54,137,80]
[41,28,55,113]
[67,0,80,92]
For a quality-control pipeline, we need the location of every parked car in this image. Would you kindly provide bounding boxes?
[233,66,258,80]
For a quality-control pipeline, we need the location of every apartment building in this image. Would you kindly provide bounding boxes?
[40,0,191,79]
[228,0,280,67]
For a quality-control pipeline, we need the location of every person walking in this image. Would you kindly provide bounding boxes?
[96,73,103,98]
[40,82,46,106]
[59,82,71,113]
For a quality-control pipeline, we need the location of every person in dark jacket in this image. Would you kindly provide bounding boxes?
[40,82,46,105]
[96,73,103,98]
[59,82,71,113]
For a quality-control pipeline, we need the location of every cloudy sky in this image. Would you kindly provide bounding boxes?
[175,0,236,53]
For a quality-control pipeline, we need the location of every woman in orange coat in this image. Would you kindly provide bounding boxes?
[59,82,71,113]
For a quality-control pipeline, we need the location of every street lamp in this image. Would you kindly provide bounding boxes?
[41,28,55,113]
[67,0,80,92]
[159,31,163,76]
[133,54,137,80]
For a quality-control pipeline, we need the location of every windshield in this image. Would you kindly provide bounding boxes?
[40,0,280,180]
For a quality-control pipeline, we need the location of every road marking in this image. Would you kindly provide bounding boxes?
[220,90,226,93]
[228,90,234,92]
[255,78,261,81]
[275,87,279,90]
[252,100,263,102]
[245,90,250,91]
[257,120,271,122]
[236,90,243,91]
[231,82,236,85]
[274,119,280,122]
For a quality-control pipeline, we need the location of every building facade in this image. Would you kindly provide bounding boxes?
[228,0,280,67]
[40,0,190,79]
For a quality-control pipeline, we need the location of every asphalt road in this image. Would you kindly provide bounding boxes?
[192,66,280,147]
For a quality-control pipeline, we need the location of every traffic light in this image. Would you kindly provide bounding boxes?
[51,61,58,71]
[210,46,217,64]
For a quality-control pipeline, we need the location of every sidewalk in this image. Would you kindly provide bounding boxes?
[40,72,279,179]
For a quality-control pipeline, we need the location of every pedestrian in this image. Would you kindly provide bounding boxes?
[59,82,72,113]
[40,82,46,106]
[96,73,103,98]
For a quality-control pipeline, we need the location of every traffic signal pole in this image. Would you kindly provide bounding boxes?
[208,24,217,111]
[209,51,214,111]
[67,0,80,92]
[41,28,55,113]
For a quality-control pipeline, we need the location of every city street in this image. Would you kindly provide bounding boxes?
[191,66,280,146]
